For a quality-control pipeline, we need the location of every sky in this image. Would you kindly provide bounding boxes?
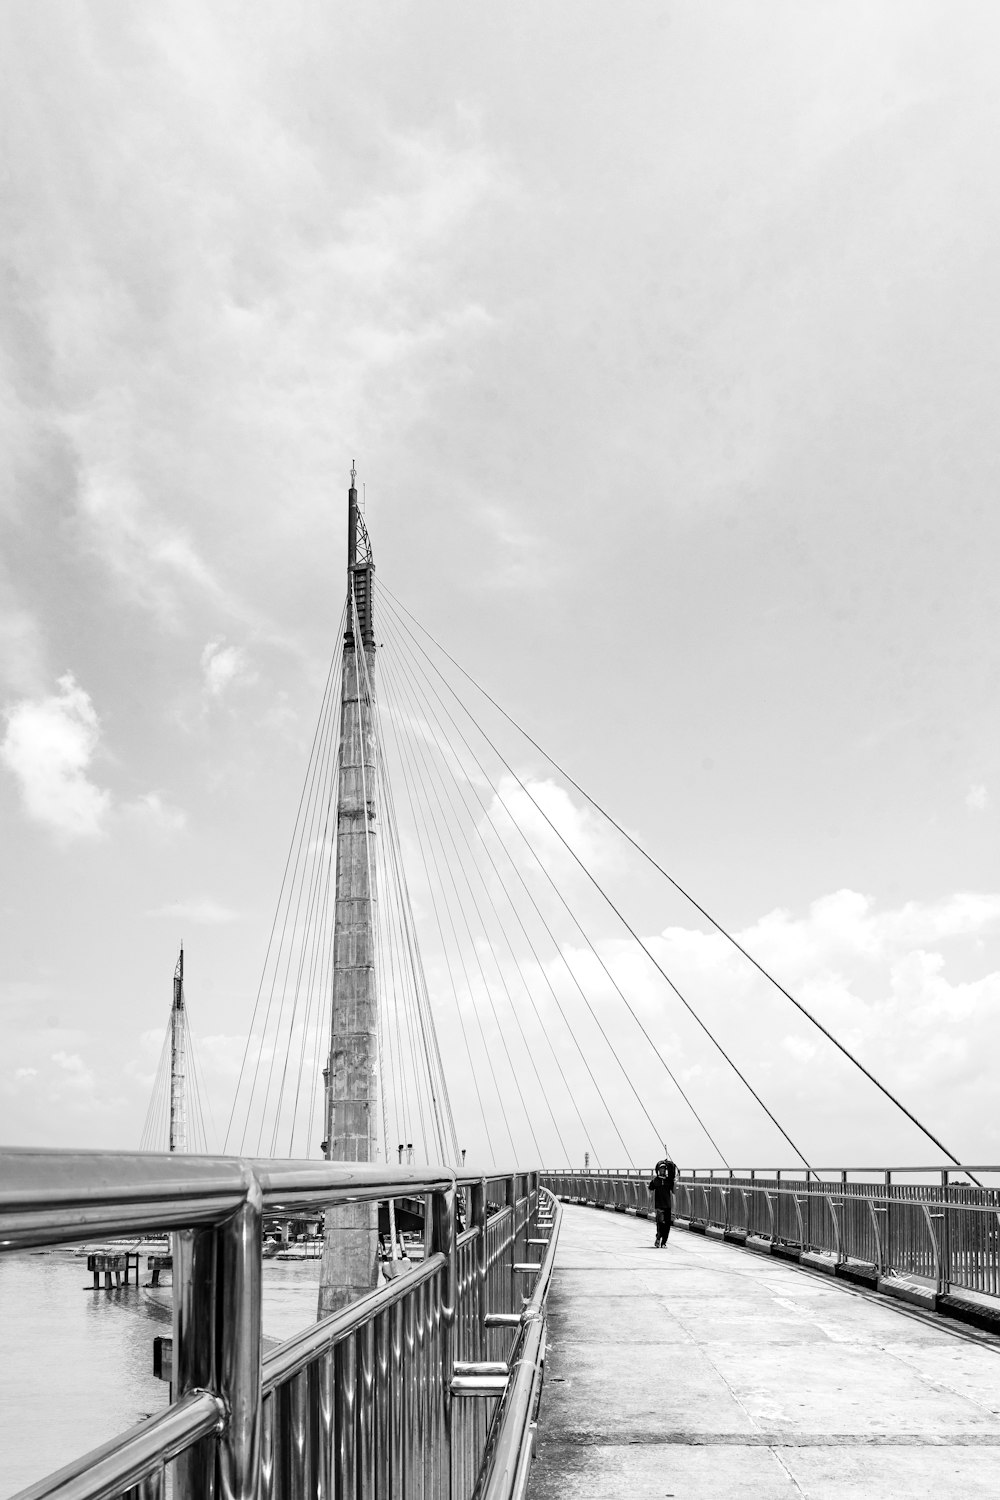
[0,1,997,1171]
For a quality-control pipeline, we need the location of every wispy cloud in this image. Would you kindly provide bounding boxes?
[124,791,187,834]
[73,461,229,628]
[966,783,989,812]
[201,639,257,700]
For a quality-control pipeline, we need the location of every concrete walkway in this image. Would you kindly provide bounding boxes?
[528,1205,1000,1499]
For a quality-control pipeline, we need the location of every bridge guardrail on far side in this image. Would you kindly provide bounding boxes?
[1,1149,562,1500]
[541,1166,1000,1327]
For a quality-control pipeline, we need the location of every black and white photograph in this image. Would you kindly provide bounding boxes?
[1,5,998,1497]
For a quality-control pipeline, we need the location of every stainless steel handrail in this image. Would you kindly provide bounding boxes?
[477,1190,563,1500]
[0,1149,460,1248]
[546,1163,1000,1175]
[2,1151,556,1500]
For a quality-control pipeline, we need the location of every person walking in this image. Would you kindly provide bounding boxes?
[647,1157,676,1248]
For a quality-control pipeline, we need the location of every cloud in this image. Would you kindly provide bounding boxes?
[720,888,1000,976]
[485,775,625,882]
[1,674,187,841]
[51,1050,95,1091]
[966,783,989,812]
[508,884,1000,1164]
[75,461,229,628]
[14,1066,37,1080]
[201,639,257,699]
[150,897,241,925]
[124,791,187,834]
[0,11,508,656]
[0,673,110,839]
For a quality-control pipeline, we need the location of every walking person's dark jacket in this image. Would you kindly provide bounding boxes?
[648,1161,676,1211]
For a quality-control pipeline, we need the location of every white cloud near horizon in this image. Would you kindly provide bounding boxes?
[482,884,1000,1165]
[3,879,998,1161]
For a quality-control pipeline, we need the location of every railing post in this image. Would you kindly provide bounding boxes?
[505,1174,517,1273]
[218,1174,263,1500]
[472,1177,488,1364]
[840,1170,848,1264]
[174,1170,262,1500]
[433,1180,457,1498]
[940,1170,951,1295]
[173,1224,218,1497]
[804,1168,812,1250]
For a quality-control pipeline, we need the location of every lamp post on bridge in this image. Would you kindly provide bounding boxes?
[318,464,381,1318]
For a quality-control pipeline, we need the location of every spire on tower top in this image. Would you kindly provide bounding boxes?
[350,460,357,488]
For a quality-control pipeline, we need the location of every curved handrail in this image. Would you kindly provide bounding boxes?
[477,1189,564,1500]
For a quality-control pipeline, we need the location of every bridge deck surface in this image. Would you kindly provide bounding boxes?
[528,1204,1000,1499]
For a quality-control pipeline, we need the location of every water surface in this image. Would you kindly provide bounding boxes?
[0,1247,321,1496]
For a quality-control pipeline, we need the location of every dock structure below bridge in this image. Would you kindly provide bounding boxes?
[528,1203,1000,1499]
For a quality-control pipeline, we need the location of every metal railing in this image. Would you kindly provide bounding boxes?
[1,1149,562,1500]
[542,1165,1000,1302]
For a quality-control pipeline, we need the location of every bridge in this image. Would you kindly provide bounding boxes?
[3,473,999,1499]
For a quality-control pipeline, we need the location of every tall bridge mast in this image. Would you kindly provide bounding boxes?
[169,946,187,1153]
[318,464,381,1315]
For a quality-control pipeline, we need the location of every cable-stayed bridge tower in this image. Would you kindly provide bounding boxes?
[140,945,211,1153]
[318,465,381,1315]
[169,947,188,1153]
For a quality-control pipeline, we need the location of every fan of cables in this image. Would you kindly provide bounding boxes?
[223,571,970,1176]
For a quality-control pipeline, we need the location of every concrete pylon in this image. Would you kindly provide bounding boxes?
[318,467,380,1317]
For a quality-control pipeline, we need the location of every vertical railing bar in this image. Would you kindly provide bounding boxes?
[375,1308,391,1499]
